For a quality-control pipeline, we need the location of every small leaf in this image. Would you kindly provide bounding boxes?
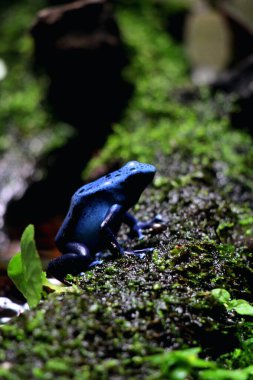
[211,288,230,304]
[211,288,253,317]
[228,299,253,316]
[7,224,43,308]
[7,252,23,292]
[148,348,214,369]
[239,216,253,226]
[200,368,249,380]
[42,272,77,294]
[46,359,71,374]
[216,221,234,237]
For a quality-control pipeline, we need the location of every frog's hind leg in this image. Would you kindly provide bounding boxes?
[47,242,92,282]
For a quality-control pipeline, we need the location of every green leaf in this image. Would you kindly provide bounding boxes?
[216,221,234,237]
[7,224,43,308]
[200,368,249,380]
[211,288,253,317]
[7,252,23,290]
[42,272,80,294]
[45,359,72,374]
[211,288,231,304]
[239,216,253,226]
[148,348,214,371]
[228,299,253,316]
[200,365,253,380]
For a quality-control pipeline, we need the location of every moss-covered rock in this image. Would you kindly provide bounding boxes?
[2,148,253,378]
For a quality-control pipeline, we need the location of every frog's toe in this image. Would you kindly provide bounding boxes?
[124,247,154,259]
[87,259,104,269]
[137,216,167,237]
[153,214,164,223]
[138,214,165,229]
[86,251,114,269]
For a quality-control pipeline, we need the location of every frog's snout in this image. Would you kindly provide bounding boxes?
[141,163,156,180]
[146,163,156,176]
[125,161,156,173]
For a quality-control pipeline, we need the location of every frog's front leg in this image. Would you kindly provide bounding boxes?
[47,242,92,282]
[101,205,159,259]
[100,204,125,257]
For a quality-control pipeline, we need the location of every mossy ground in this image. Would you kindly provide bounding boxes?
[2,153,253,379]
[1,1,253,379]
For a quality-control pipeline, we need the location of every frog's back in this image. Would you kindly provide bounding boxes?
[74,171,123,198]
[75,161,153,196]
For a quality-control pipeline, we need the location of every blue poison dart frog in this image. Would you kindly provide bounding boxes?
[47,161,163,282]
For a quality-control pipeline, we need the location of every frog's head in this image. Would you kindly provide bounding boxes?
[120,161,156,205]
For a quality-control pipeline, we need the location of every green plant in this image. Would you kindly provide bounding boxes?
[145,347,253,380]
[147,347,215,379]
[211,289,253,316]
[7,225,74,308]
[200,366,253,380]
[146,348,253,380]
[7,225,44,308]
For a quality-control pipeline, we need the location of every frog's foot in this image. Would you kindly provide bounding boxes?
[88,248,153,266]
[124,247,154,259]
[47,253,92,282]
[129,214,166,239]
[87,251,112,269]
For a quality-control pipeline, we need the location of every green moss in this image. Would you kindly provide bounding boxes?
[0,1,73,155]
[84,6,253,192]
